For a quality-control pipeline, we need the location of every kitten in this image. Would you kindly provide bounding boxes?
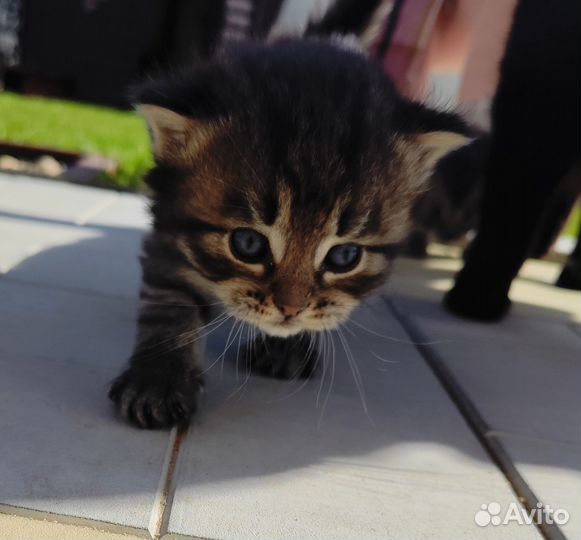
[109,39,470,429]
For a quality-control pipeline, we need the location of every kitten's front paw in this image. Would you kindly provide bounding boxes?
[249,334,317,380]
[108,367,202,429]
[444,274,511,321]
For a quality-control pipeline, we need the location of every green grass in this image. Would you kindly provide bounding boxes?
[0,92,152,190]
[564,205,581,237]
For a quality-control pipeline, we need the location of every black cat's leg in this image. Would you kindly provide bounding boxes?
[109,235,211,429]
[445,136,575,320]
[445,89,577,320]
[248,333,318,380]
[556,229,581,291]
[529,167,580,258]
[445,0,580,321]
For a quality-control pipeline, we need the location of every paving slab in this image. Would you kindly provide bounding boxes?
[0,279,137,371]
[167,297,539,540]
[4,229,143,298]
[0,173,119,225]
[0,351,172,535]
[391,296,580,539]
[85,192,151,230]
[390,298,580,444]
[495,435,580,539]
[0,180,170,535]
[0,215,143,298]
[0,215,102,273]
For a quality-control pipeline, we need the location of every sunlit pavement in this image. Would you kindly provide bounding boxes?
[0,172,578,540]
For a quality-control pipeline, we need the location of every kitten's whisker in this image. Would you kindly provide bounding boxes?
[167,312,230,346]
[236,324,255,400]
[131,311,230,358]
[348,319,451,346]
[234,321,245,384]
[337,327,372,424]
[218,321,242,380]
[316,331,327,409]
[341,322,400,365]
[370,351,400,364]
[283,333,313,381]
[219,319,241,378]
[182,314,234,347]
[305,332,315,358]
[229,323,256,402]
[228,324,251,399]
[338,328,365,400]
[200,320,243,377]
[145,313,232,359]
[319,330,336,427]
[267,350,320,403]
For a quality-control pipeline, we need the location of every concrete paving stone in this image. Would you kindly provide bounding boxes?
[0,279,137,371]
[0,215,102,273]
[0,181,146,296]
[0,172,119,224]
[168,297,539,540]
[391,297,580,445]
[493,435,580,540]
[85,193,150,230]
[6,228,143,298]
[0,351,172,533]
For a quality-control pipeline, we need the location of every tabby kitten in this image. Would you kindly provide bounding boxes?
[109,39,469,429]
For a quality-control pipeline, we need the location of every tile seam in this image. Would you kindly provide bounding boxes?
[385,295,566,540]
[148,426,188,539]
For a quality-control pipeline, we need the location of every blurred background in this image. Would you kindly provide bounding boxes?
[0,0,578,252]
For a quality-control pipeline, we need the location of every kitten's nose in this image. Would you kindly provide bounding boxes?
[277,304,303,318]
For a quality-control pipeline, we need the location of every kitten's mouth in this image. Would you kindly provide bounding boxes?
[257,317,304,338]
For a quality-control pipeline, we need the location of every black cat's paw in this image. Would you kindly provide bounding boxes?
[444,278,511,321]
[108,367,202,429]
[555,260,581,291]
[248,334,318,380]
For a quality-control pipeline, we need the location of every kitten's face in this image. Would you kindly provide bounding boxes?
[139,40,468,337]
[178,177,399,338]
[195,208,390,338]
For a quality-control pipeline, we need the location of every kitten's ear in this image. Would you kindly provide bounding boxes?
[415,131,472,172]
[137,104,218,163]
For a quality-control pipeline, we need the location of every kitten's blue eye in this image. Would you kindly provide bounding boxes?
[324,244,362,273]
[230,228,269,263]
